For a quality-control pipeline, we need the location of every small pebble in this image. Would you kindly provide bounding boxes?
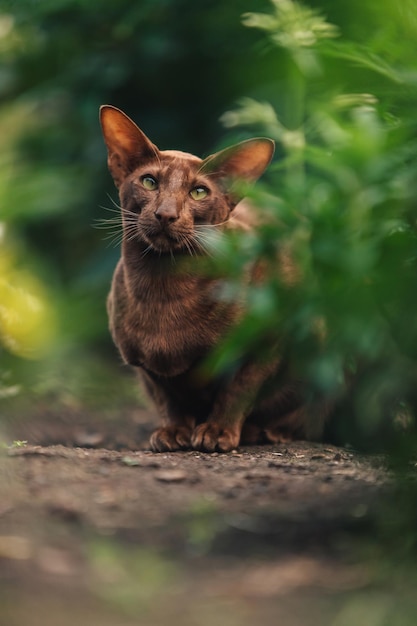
[154,469,188,483]
[74,431,104,448]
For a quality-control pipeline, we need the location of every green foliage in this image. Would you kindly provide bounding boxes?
[213,0,417,451]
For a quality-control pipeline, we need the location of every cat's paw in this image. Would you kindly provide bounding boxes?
[191,423,240,453]
[263,427,295,444]
[149,426,192,452]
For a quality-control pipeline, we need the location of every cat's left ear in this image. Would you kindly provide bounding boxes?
[200,138,275,200]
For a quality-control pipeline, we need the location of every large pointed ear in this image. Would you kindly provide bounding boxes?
[99,105,159,188]
[200,138,274,201]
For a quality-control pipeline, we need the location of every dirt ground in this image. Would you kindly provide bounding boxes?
[1,404,416,626]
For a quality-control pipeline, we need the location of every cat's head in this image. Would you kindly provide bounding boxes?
[100,105,274,255]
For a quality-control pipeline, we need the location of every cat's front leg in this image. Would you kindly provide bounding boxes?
[140,369,197,452]
[191,361,276,453]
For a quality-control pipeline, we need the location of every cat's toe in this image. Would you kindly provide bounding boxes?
[264,427,295,444]
[191,423,240,453]
[149,426,192,452]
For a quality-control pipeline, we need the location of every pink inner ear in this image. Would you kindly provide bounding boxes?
[100,105,160,186]
[201,138,274,183]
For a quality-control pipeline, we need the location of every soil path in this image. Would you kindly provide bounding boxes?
[0,409,411,626]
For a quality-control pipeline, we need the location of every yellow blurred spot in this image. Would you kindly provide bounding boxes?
[0,250,56,358]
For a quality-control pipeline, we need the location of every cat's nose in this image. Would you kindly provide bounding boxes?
[154,203,179,224]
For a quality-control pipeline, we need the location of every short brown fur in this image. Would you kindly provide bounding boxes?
[100,105,325,452]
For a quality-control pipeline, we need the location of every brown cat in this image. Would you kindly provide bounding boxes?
[100,105,323,452]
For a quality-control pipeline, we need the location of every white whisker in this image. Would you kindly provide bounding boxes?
[93,218,122,231]
[106,193,122,209]
[140,244,154,258]
[192,225,225,257]
[178,233,196,257]
[95,200,142,247]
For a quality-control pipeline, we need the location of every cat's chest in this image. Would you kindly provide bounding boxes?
[138,283,227,343]
[122,275,237,376]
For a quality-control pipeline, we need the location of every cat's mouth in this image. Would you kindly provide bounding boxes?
[136,220,222,257]
[139,225,196,255]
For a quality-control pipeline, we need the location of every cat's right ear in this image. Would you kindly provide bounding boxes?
[100,105,159,188]
[200,137,275,203]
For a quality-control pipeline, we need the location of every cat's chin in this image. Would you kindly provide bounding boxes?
[140,233,189,256]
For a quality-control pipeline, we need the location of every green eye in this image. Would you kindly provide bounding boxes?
[190,186,209,201]
[142,175,158,190]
